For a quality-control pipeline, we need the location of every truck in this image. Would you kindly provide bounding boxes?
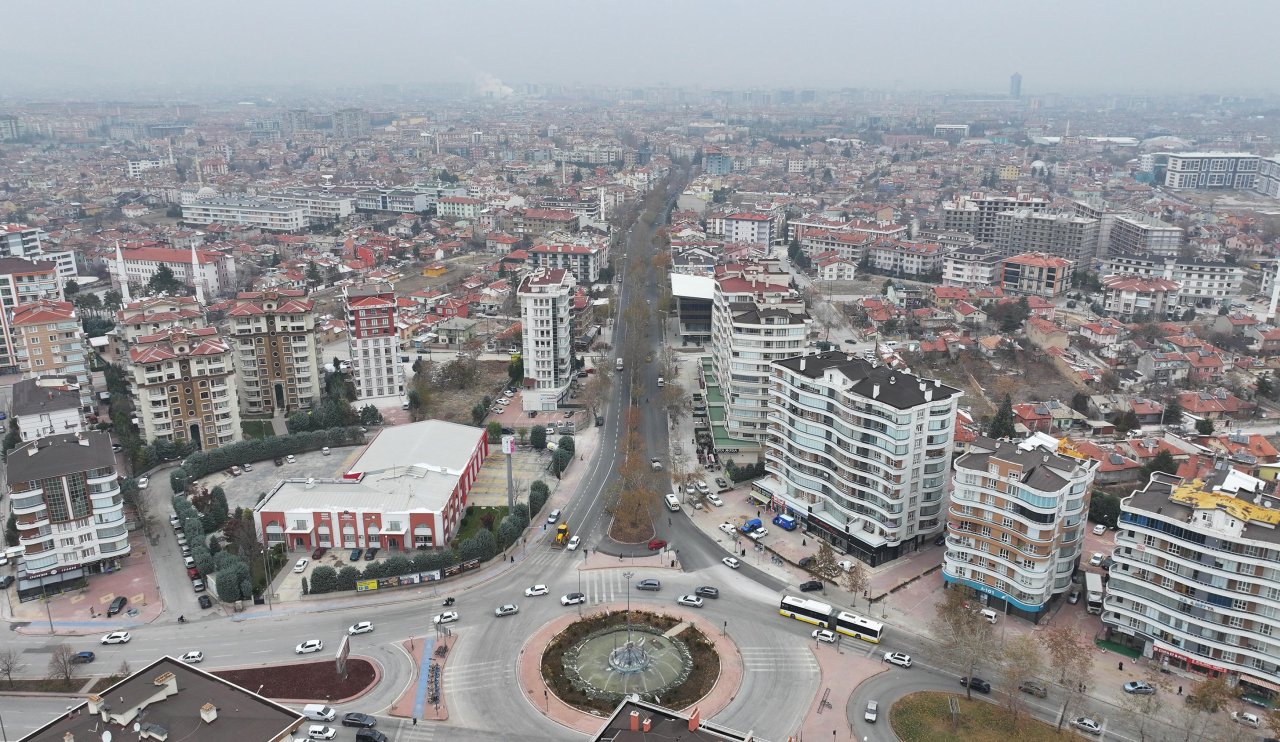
[772,514,798,531]
[1085,572,1104,615]
[552,523,570,549]
[616,358,624,372]
[740,518,763,535]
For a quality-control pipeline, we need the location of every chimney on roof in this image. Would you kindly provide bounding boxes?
[799,358,806,371]
[872,384,880,399]
[642,718,652,732]
[629,710,640,731]
[688,707,702,730]
[63,733,74,742]
[200,702,218,724]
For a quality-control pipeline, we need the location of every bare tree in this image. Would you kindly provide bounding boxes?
[116,658,132,678]
[930,587,999,699]
[997,635,1045,727]
[47,644,79,684]
[1037,624,1093,730]
[841,561,870,609]
[0,646,20,687]
[807,542,842,593]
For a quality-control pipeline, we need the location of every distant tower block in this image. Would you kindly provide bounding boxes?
[1010,72,1023,99]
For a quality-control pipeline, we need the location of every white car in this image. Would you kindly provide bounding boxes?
[293,558,309,573]
[348,621,374,635]
[650,458,662,471]
[1233,711,1262,728]
[705,493,723,507]
[722,556,741,569]
[812,629,836,643]
[1089,552,1104,567]
[1070,717,1102,735]
[1092,523,1107,535]
[695,481,710,495]
[180,651,204,664]
[566,535,581,550]
[864,700,879,723]
[560,592,586,606]
[838,560,855,573]
[718,523,737,535]
[747,527,768,540]
[884,652,912,668]
[137,476,149,489]
[525,584,549,597]
[285,454,296,463]
[295,640,324,654]
[676,595,704,608]
[433,611,459,625]
[494,603,519,617]
[100,631,131,645]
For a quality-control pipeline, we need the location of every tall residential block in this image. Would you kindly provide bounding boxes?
[227,290,320,416]
[943,433,1098,620]
[518,268,576,413]
[128,327,241,450]
[756,351,962,565]
[11,300,91,410]
[344,284,404,403]
[0,257,62,373]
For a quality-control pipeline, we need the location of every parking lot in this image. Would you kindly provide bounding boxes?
[194,445,366,512]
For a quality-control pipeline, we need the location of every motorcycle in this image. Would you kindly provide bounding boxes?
[178,615,186,623]
[442,597,455,607]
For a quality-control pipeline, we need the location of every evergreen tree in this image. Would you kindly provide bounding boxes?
[1142,450,1179,479]
[1195,418,1215,435]
[1258,375,1275,400]
[1163,397,1183,426]
[146,265,187,296]
[988,395,1017,439]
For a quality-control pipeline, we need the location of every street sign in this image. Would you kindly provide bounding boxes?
[502,435,516,455]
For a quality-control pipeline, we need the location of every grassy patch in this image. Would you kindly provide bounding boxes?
[455,505,508,543]
[240,419,275,440]
[1093,638,1142,658]
[891,691,1065,742]
[0,677,88,693]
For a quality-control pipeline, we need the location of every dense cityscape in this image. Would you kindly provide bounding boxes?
[2,4,1280,742]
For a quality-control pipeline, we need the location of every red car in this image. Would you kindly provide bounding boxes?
[187,566,200,579]
[311,547,327,560]
[648,539,667,551]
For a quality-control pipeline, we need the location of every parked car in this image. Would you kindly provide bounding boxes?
[650,458,662,471]
[197,595,213,609]
[695,586,719,599]
[547,509,561,524]
[274,458,284,466]
[0,575,13,589]
[342,712,378,728]
[798,556,814,569]
[311,547,327,560]
[715,477,730,490]
[285,454,296,463]
[812,629,836,643]
[101,631,131,645]
[1067,590,1081,604]
[107,596,128,617]
[747,527,767,540]
[363,548,379,561]
[718,523,736,535]
[229,465,242,476]
[1123,681,1155,695]
[1232,711,1262,728]
[799,580,823,592]
[348,622,374,635]
[295,640,324,654]
[676,595,703,608]
[242,463,253,472]
[191,578,206,593]
[1092,523,1107,535]
[636,579,661,591]
[560,592,586,606]
[494,603,519,617]
[884,652,912,668]
[705,493,723,507]
[960,676,991,694]
[1089,552,1104,566]
[349,548,362,562]
[293,558,309,573]
[137,476,149,489]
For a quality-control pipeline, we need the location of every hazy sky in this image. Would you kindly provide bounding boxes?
[4,0,1277,95]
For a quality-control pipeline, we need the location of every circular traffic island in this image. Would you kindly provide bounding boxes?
[541,609,720,714]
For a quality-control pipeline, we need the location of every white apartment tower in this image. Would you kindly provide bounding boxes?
[343,284,404,403]
[755,351,963,565]
[519,268,576,413]
[943,433,1098,620]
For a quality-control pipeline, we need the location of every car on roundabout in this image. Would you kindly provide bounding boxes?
[695,586,719,599]
[295,639,324,654]
[560,592,586,606]
[864,700,879,723]
[179,651,203,664]
[812,629,836,643]
[100,631,131,645]
[525,585,549,597]
[348,621,374,635]
[648,538,667,550]
[676,595,703,608]
[341,712,377,728]
[884,652,912,668]
[494,603,519,617]
[433,611,459,625]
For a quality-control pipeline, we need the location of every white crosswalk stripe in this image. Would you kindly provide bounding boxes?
[739,646,820,673]
[391,718,436,741]
[442,658,514,693]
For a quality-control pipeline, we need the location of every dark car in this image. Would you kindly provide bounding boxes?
[636,579,662,591]
[0,575,13,589]
[695,586,719,599]
[961,677,991,694]
[363,548,379,561]
[198,595,213,609]
[341,712,377,728]
[798,556,814,569]
[647,539,667,551]
[71,651,96,664]
[799,580,823,592]
[273,457,284,466]
[350,549,363,562]
[933,533,947,546]
[355,730,388,742]
[311,547,327,560]
[106,596,128,617]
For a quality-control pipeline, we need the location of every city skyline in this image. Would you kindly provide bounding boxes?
[2,0,1278,96]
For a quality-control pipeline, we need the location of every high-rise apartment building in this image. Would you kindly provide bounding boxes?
[1109,214,1185,257]
[1010,72,1022,98]
[990,209,1100,263]
[11,300,91,410]
[1152,152,1260,191]
[756,351,962,565]
[1104,469,1280,697]
[114,297,206,347]
[0,257,62,373]
[11,376,86,442]
[331,108,370,140]
[343,284,404,403]
[1001,253,1074,297]
[8,432,127,596]
[227,290,320,416]
[518,268,576,413]
[1101,254,1243,311]
[128,327,241,450]
[940,193,1051,247]
[710,260,809,452]
[943,433,1098,620]
[0,223,47,258]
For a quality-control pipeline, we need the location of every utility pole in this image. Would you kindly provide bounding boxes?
[502,435,516,510]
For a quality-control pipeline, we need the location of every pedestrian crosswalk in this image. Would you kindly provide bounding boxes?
[390,718,436,742]
[443,658,514,694]
[739,646,820,674]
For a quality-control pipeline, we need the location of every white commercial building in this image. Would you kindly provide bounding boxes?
[943,433,1098,621]
[942,245,1002,288]
[265,191,355,223]
[182,196,307,232]
[1101,255,1243,310]
[754,351,962,566]
[519,268,576,413]
[1153,152,1260,191]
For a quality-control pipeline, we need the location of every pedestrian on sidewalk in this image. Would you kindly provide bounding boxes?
[1178,686,1182,695]
[1118,661,1124,671]
[413,718,417,726]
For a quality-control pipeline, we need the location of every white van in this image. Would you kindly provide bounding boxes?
[657,376,665,388]
[664,493,681,512]
[980,608,998,624]
[302,704,336,722]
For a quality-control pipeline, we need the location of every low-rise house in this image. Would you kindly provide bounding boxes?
[1177,388,1255,421]
[1136,351,1190,386]
[1025,316,1069,351]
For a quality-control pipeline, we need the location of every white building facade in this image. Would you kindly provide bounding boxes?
[519,268,576,413]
